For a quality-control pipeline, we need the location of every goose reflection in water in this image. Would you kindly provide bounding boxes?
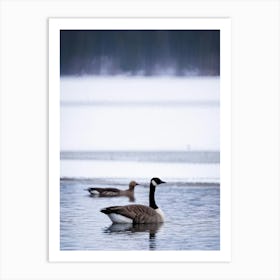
[104,223,163,250]
[86,190,135,202]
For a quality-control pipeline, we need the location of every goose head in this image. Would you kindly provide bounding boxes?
[150,177,166,187]
[128,180,139,190]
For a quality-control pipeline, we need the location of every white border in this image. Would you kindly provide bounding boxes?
[49,18,231,262]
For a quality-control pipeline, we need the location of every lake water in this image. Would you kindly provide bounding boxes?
[60,151,220,251]
[60,77,220,251]
[60,177,219,251]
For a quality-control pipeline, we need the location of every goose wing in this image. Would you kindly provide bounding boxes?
[89,187,120,195]
[101,204,160,223]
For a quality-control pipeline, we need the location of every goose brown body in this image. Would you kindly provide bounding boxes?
[87,181,138,197]
[101,204,164,224]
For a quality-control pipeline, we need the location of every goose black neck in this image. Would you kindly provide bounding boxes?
[149,183,158,209]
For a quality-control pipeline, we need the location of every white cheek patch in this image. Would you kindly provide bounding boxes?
[152,180,157,187]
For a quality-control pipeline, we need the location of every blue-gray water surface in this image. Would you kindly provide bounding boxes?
[60,178,220,251]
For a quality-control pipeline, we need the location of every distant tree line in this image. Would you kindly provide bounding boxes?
[60,30,220,76]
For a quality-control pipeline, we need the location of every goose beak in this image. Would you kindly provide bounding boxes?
[160,180,166,184]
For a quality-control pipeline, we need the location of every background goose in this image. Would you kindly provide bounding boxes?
[87,181,139,197]
[100,177,165,224]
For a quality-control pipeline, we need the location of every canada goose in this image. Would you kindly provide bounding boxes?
[87,181,139,197]
[100,177,165,224]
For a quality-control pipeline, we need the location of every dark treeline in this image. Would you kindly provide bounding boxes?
[60,30,220,76]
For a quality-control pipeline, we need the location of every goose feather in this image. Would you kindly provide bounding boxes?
[101,204,164,224]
